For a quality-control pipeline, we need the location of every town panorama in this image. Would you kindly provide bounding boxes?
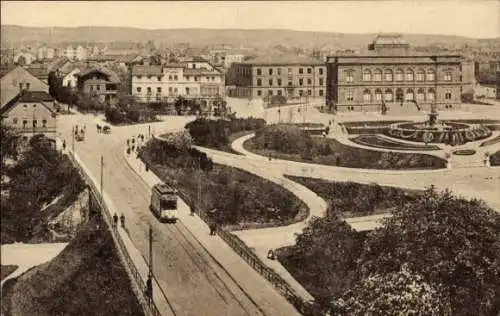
[1,2,499,316]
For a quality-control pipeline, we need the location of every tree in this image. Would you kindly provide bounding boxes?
[332,264,452,316]
[1,125,20,168]
[357,187,500,316]
[285,211,364,304]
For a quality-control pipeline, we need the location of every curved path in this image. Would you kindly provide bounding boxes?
[58,114,300,316]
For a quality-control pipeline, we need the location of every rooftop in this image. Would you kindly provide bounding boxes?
[77,67,120,83]
[240,54,323,66]
[131,65,163,76]
[1,91,55,116]
[25,67,49,79]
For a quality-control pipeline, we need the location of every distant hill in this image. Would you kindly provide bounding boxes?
[2,25,499,50]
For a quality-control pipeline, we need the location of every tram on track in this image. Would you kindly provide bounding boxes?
[150,183,178,223]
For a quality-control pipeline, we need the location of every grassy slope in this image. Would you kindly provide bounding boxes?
[1,265,18,281]
[3,214,144,316]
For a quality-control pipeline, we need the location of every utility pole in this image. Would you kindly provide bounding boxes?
[100,155,104,197]
[147,224,154,304]
[197,156,201,216]
[71,126,75,152]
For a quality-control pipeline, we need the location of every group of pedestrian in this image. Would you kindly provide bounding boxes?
[112,213,126,228]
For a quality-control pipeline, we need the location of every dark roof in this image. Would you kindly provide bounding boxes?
[183,68,221,75]
[131,65,163,76]
[1,91,55,116]
[25,67,49,79]
[163,63,184,68]
[76,67,120,83]
[240,54,324,66]
[327,53,464,64]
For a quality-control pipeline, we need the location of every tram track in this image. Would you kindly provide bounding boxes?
[107,140,264,316]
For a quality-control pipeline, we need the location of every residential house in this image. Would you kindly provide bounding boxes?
[1,48,16,65]
[131,60,224,109]
[224,54,245,69]
[37,46,56,61]
[1,66,49,108]
[64,45,87,61]
[14,51,36,66]
[76,67,120,106]
[1,91,57,138]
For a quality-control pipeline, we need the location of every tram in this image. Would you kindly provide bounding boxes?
[150,183,178,223]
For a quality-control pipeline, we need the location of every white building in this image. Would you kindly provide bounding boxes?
[131,60,224,105]
[61,67,81,88]
[13,52,36,65]
[64,45,87,61]
[224,54,245,68]
[37,46,55,61]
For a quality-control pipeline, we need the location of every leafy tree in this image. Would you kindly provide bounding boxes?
[1,125,20,168]
[332,264,452,316]
[282,210,364,304]
[357,187,500,316]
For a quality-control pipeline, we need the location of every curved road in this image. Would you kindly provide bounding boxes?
[59,114,270,316]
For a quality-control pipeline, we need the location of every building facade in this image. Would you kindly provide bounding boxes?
[326,35,475,112]
[131,60,224,105]
[1,91,57,138]
[226,55,326,103]
[76,68,120,105]
[1,66,49,108]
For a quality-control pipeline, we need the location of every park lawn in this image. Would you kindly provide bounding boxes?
[140,150,308,230]
[1,265,18,281]
[286,175,422,217]
[244,136,447,170]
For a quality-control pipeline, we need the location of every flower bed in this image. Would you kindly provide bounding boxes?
[452,149,476,156]
[351,135,440,151]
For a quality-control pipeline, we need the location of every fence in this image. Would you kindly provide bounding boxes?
[145,161,318,316]
[66,151,164,316]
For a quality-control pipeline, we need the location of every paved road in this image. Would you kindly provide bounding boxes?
[58,114,278,316]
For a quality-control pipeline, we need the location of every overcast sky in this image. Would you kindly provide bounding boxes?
[1,1,499,38]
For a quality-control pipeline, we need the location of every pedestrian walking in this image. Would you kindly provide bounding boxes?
[120,214,125,228]
[62,139,66,150]
[113,213,118,228]
[190,206,195,216]
[146,274,153,304]
[209,222,217,235]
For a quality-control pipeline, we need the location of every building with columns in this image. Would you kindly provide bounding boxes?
[225,55,326,104]
[326,35,475,112]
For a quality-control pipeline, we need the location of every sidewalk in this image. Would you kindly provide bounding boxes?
[124,153,302,316]
[71,151,175,316]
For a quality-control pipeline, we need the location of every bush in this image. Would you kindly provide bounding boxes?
[1,135,85,243]
[247,125,447,170]
[126,108,141,122]
[185,117,266,150]
[140,137,306,226]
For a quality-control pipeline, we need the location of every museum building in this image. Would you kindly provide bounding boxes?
[326,35,475,112]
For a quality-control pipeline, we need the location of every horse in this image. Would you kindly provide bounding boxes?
[96,124,102,133]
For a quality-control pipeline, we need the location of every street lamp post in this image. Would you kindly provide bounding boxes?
[100,155,104,198]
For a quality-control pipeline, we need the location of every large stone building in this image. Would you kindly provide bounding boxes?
[131,60,224,105]
[226,55,326,103]
[326,35,476,112]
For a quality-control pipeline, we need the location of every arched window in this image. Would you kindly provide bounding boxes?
[416,69,425,81]
[362,69,372,82]
[395,88,404,102]
[405,88,415,101]
[344,70,354,83]
[384,69,393,81]
[363,89,372,102]
[406,69,414,81]
[374,89,383,101]
[384,88,393,101]
[417,88,425,101]
[374,69,382,82]
[427,88,436,101]
[395,69,404,81]
[426,69,436,81]
[256,78,262,86]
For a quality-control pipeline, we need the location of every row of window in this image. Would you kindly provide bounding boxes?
[12,118,48,128]
[134,75,218,82]
[344,88,453,102]
[256,89,324,97]
[344,69,455,83]
[136,86,204,95]
[256,67,324,76]
[256,78,324,87]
